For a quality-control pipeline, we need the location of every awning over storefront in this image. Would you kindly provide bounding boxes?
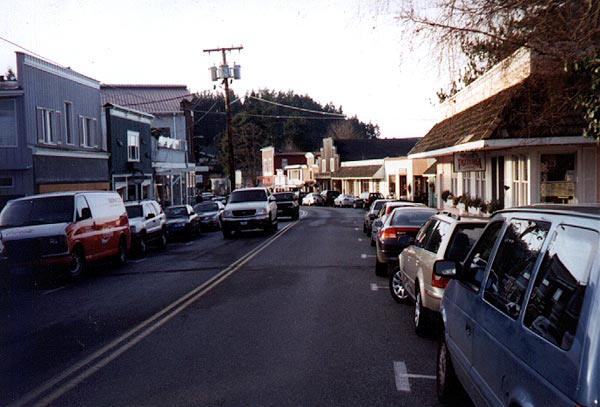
[332,165,384,180]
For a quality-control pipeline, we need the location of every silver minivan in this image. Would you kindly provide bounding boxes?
[435,205,600,407]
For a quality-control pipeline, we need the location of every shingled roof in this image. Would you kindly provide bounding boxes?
[334,138,421,161]
[333,165,384,179]
[100,84,192,115]
[410,75,585,156]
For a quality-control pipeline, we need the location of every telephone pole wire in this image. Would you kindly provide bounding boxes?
[204,45,243,191]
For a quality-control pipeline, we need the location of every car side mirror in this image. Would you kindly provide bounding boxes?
[434,260,461,280]
[77,207,92,221]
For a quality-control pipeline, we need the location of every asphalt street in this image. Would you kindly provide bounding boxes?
[1,206,469,407]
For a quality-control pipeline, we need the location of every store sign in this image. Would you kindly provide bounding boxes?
[453,151,485,172]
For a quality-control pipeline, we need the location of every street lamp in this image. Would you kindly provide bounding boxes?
[204,46,243,191]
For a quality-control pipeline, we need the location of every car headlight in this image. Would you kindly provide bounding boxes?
[223,210,233,217]
[256,208,267,215]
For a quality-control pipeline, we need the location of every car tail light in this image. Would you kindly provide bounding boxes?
[432,270,449,288]
[379,227,397,240]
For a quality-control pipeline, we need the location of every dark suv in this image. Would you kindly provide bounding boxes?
[272,192,300,220]
[435,205,600,407]
[320,190,340,207]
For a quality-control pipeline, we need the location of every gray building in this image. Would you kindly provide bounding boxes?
[101,85,195,206]
[103,103,154,201]
[0,52,108,208]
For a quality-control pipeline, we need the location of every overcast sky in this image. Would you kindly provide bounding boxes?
[1,0,443,139]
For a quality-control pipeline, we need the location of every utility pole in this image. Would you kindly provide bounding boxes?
[204,45,243,191]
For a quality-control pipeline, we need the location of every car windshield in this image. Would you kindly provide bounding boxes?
[229,190,267,203]
[126,205,143,219]
[194,202,219,213]
[390,209,436,226]
[165,207,188,218]
[274,193,294,201]
[0,196,74,227]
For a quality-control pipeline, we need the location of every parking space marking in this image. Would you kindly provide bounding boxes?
[41,287,67,296]
[129,258,147,264]
[370,283,387,291]
[358,238,363,242]
[361,254,375,259]
[393,361,436,392]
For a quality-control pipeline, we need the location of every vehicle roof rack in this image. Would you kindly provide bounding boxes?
[437,210,461,220]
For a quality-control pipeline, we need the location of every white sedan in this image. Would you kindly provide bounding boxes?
[302,193,323,206]
[333,194,357,207]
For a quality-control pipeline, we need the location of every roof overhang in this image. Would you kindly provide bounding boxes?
[408,136,596,159]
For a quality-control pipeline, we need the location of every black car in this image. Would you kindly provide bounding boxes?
[374,206,437,276]
[193,201,224,231]
[272,192,300,220]
[164,205,201,240]
[320,190,340,207]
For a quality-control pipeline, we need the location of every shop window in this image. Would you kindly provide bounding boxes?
[540,154,576,203]
[0,99,17,147]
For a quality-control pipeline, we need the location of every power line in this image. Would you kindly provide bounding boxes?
[247,95,346,117]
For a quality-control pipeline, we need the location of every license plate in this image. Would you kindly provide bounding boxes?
[240,221,248,226]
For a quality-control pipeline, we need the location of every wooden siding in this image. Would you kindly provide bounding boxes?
[106,110,153,176]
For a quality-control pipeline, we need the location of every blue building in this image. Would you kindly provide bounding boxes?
[0,52,108,208]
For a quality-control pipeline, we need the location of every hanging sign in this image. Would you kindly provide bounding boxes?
[453,151,485,172]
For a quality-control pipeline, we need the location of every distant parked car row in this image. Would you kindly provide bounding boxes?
[363,199,600,407]
[300,190,385,209]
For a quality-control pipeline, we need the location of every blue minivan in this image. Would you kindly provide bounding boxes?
[434,205,600,407]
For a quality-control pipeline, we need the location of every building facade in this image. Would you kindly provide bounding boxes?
[101,85,195,206]
[103,103,154,201]
[409,48,599,210]
[0,52,109,208]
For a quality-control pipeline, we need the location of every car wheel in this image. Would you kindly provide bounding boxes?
[113,236,127,266]
[389,268,409,303]
[138,234,147,255]
[437,337,460,404]
[375,258,388,277]
[158,230,168,249]
[414,288,430,337]
[67,246,85,278]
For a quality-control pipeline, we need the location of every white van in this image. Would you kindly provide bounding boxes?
[0,191,130,278]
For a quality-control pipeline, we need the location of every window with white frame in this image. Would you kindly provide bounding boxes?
[512,155,529,206]
[80,116,97,148]
[127,131,140,162]
[37,107,60,144]
[451,171,458,196]
[0,99,17,147]
[475,171,486,200]
[462,172,471,196]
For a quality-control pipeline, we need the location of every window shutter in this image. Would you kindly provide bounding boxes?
[54,110,62,144]
[78,116,84,146]
[36,108,44,143]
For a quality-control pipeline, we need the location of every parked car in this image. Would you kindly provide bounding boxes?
[363,199,394,236]
[164,205,200,240]
[434,204,600,407]
[272,192,300,220]
[0,191,130,278]
[301,192,323,206]
[125,200,167,254]
[221,187,278,238]
[393,212,487,336]
[320,190,340,206]
[193,201,224,230]
[370,201,426,246]
[354,192,385,209]
[374,206,437,276]
[333,193,356,208]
